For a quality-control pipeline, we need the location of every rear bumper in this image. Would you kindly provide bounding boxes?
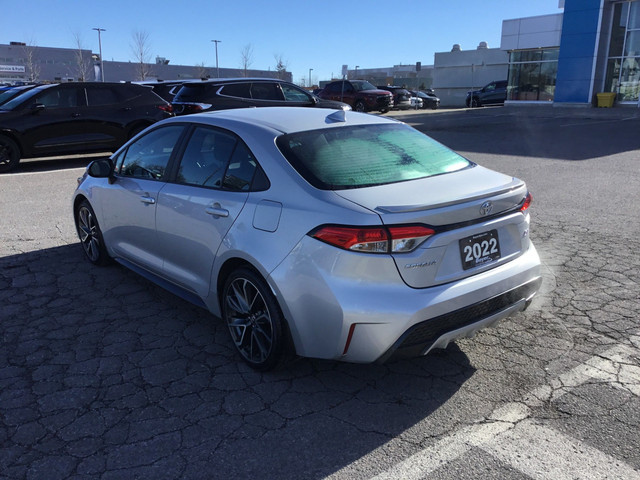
[376,275,541,363]
[269,238,541,363]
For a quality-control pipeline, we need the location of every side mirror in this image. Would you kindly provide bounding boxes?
[87,158,115,182]
[31,103,45,113]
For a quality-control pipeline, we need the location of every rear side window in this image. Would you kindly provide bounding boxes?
[177,127,237,188]
[85,86,121,106]
[175,126,261,192]
[276,124,471,190]
[251,83,283,101]
[174,84,214,102]
[219,83,251,98]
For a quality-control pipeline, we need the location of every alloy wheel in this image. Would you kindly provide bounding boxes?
[77,205,101,263]
[224,276,275,365]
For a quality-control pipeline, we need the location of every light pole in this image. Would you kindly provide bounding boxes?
[211,40,221,78]
[355,65,359,79]
[93,27,106,82]
[308,68,313,87]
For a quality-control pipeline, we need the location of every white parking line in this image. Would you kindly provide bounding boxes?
[328,343,640,480]
[482,419,640,480]
[3,167,86,177]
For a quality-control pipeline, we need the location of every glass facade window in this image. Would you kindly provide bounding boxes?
[605,1,640,102]
[507,48,559,102]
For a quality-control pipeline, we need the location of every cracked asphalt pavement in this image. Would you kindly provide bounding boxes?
[1,108,639,479]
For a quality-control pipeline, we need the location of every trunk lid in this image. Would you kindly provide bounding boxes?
[334,166,531,288]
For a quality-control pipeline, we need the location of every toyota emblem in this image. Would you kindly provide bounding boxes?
[480,201,493,216]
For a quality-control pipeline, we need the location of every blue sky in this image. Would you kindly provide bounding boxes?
[3,0,563,84]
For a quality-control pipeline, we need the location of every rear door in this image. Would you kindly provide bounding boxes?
[156,125,257,297]
[81,84,132,149]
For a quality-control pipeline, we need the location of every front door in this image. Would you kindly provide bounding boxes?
[99,124,186,274]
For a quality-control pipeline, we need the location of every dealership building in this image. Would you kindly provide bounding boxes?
[432,0,640,107]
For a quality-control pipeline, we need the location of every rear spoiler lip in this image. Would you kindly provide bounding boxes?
[375,178,526,214]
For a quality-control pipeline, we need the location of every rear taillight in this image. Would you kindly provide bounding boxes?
[158,103,173,114]
[310,225,435,253]
[520,192,532,212]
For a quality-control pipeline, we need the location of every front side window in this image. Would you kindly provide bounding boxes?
[34,87,79,108]
[276,124,471,190]
[281,84,312,102]
[351,81,377,92]
[117,125,184,180]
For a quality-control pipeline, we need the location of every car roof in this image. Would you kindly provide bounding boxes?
[184,77,292,86]
[165,106,398,135]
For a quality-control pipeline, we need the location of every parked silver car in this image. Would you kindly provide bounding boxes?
[73,107,541,370]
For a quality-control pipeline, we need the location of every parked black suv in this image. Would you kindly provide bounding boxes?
[317,80,393,113]
[171,78,349,115]
[0,82,173,172]
[466,80,507,107]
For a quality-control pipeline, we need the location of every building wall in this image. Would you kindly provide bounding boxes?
[0,44,95,83]
[501,14,563,50]
[432,46,508,106]
[103,61,290,83]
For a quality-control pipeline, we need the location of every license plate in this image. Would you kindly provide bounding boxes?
[459,230,501,270]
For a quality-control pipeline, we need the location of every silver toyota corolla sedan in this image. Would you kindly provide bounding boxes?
[73,107,541,370]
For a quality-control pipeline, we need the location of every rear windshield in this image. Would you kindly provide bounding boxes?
[276,123,471,190]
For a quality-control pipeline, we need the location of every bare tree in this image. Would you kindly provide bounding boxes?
[71,31,90,81]
[130,30,152,81]
[239,44,254,77]
[22,39,40,83]
[274,53,288,80]
[195,62,210,80]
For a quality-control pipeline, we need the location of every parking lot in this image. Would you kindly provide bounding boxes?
[1,107,639,479]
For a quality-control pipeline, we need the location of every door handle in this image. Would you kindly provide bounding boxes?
[205,205,229,217]
[71,113,81,118]
[140,195,156,204]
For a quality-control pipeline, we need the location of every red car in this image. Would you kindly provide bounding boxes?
[317,80,393,113]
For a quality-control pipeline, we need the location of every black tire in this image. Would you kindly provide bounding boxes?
[354,100,366,113]
[0,135,20,173]
[471,98,480,108]
[222,268,286,371]
[75,200,111,266]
